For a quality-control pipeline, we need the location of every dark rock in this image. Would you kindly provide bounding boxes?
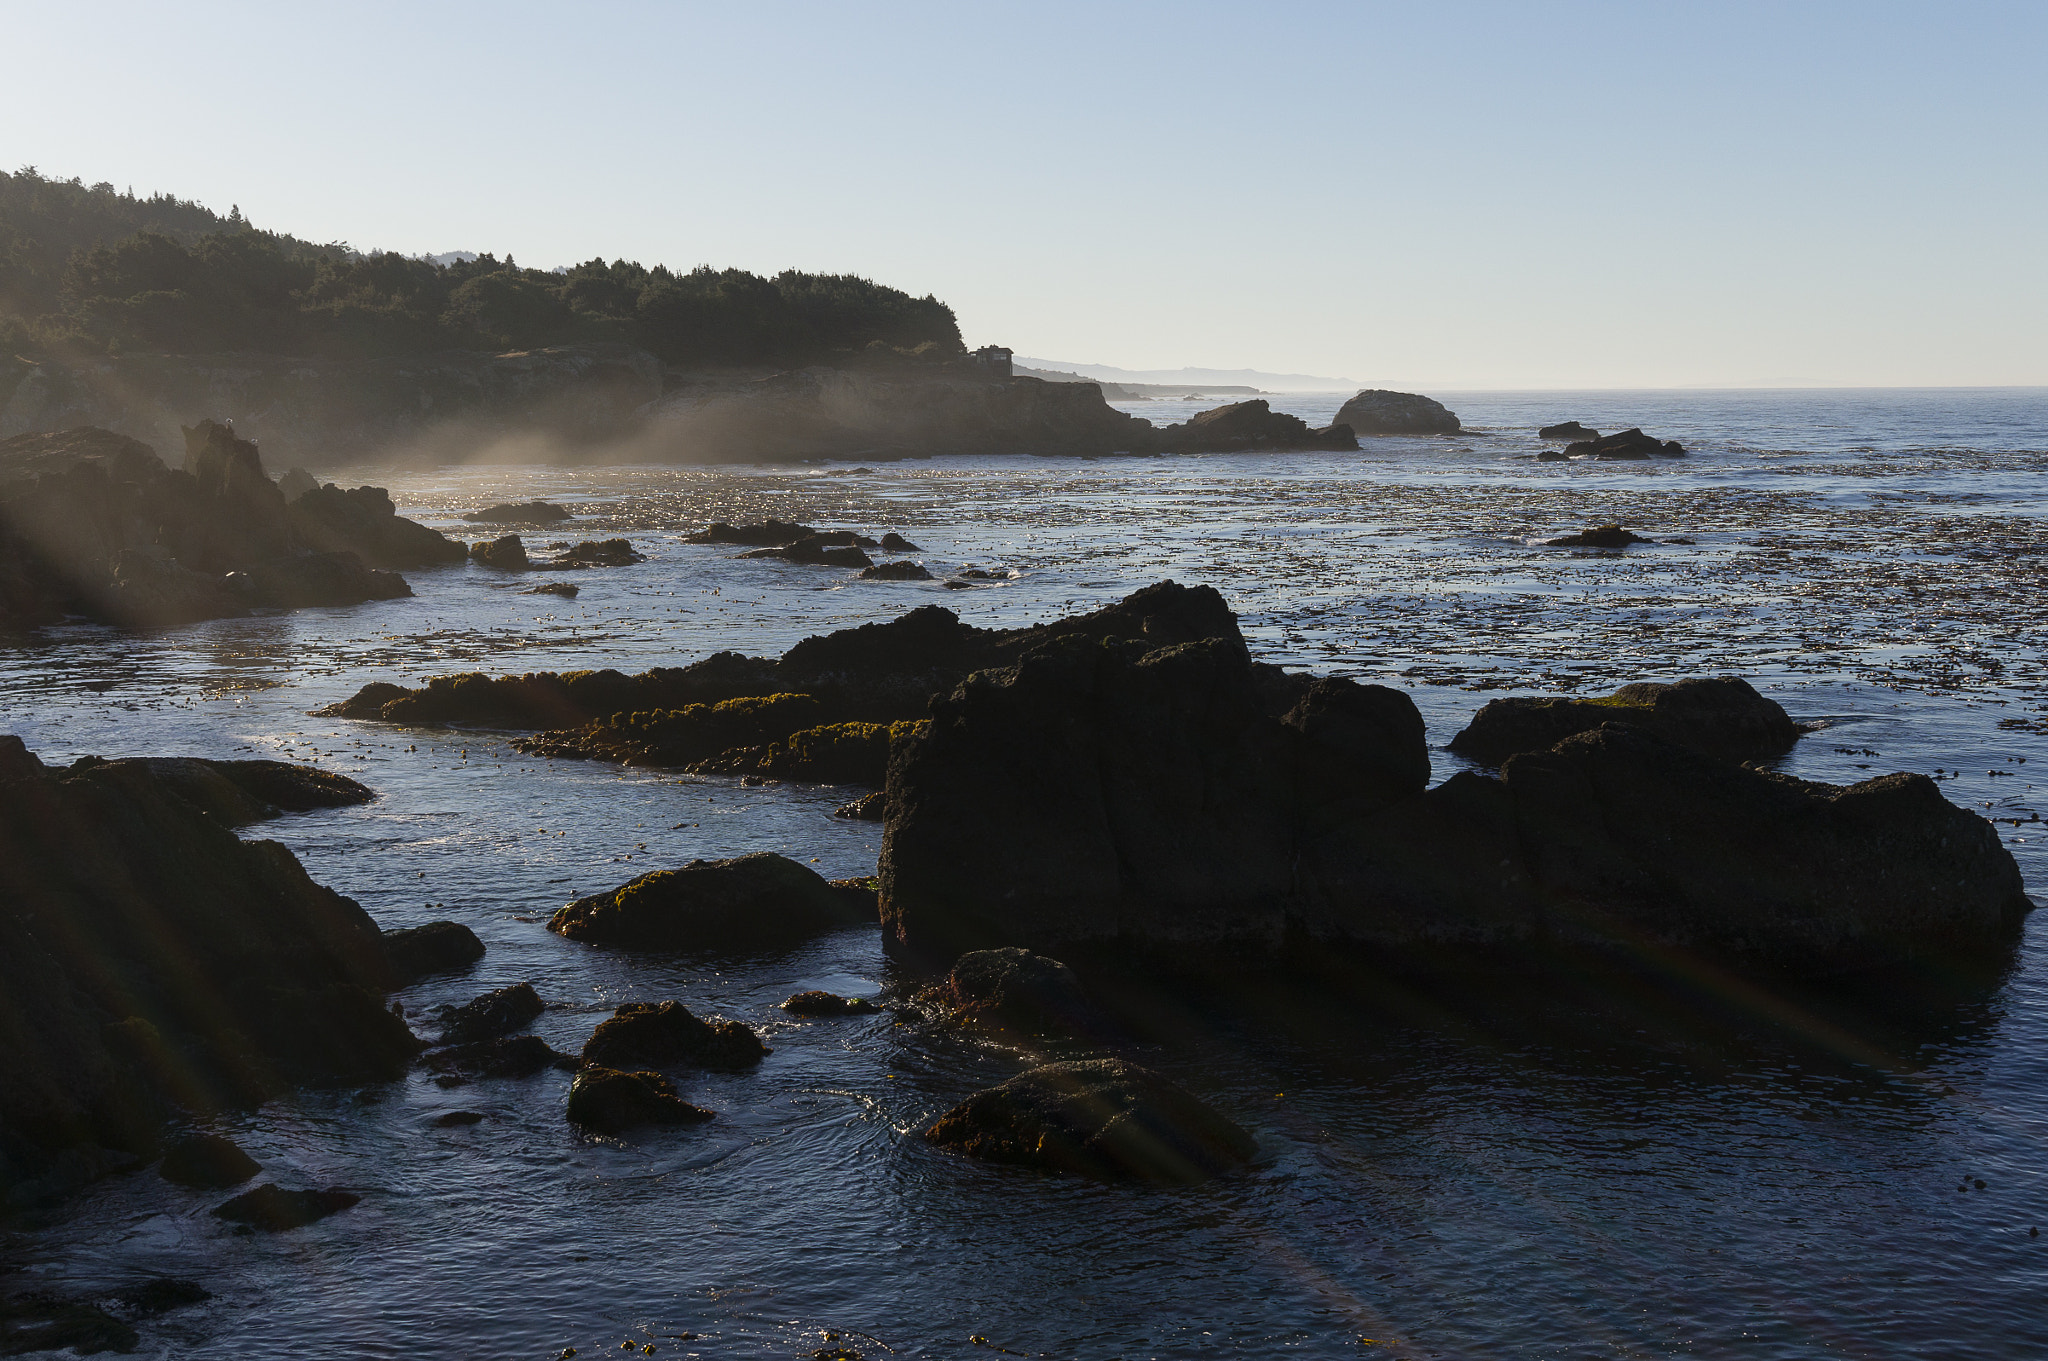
[470,534,529,570]
[1536,447,1569,462]
[1538,421,1599,440]
[941,948,1099,1036]
[859,560,933,581]
[438,983,545,1045]
[834,791,887,821]
[159,1133,259,1189]
[780,991,878,1016]
[101,757,370,827]
[549,852,873,951]
[433,1110,486,1127]
[211,1182,359,1231]
[1449,676,1804,767]
[288,483,468,569]
[579,1001,767,1071]
[1333,390,1461,435]
[276,467,319,502]
[740,535,874,569]
[424,1034,577,1080]
[879,532,921,551]
[234,550,412,608]
[1539,525,1650,548]
[543,538,643,568]
[1564,427,1686,459]
[566,1066,713,1134]
[923,1058,1254,1183]
[685,719,925,786]
[684,519,817,546]
[1150,399,1358,453]
[0,1293,138,1355]
[464,501,574,524]
[3,1144,144,1209]
[382,921,485,985]
[113,1278,211,1316]
[829,876,882,920]
[1281,677,1430,819]
[524,581,580,597]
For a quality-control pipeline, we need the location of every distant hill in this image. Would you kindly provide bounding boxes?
[1013,364,1259,400]
[0,168,962,368]
[1019,357,1357,392]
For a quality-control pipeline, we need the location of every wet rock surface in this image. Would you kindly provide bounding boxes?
[937,948,1101,1037]
[542,538,644,568]
[834,791,887,821]
[470,534,530,570]
[566,1067,713,1134]
[580,1001,767,1070]
[211,1182,360,1231]
[780,990,878,1016]
[550,852,870,951]
[924,1058,1255,1183]
[1449,675,1805,767]
[438,983,545,1045]
[0,1292,139,1355]
[158,1133,259,1189]
[424,1034,578,1081]
[1333,389,1462,435]
[859,560,933,581]
[382,920,486,984]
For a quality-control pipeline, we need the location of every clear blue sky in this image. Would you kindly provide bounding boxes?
[6,1,2043,387]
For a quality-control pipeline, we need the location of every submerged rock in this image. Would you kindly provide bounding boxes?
[464,501,573,524]
[1539,525,1651,548]
[566,1066,713,1134]
[1565,427,1685,459]
[550,852,869,951]
[470,534,530,570]
[114,1278,211,1316]
[780,991,878,1016]
[382,920,485,985]
[1538,421,1599,440]
[924,1058,1255,1183]
[1333,390,1461,435]
[212,1182,359,1231]
[0,1293,139,1355]
[438,983,545,1045]
[580,1001,767,1070]
[1449,676,1804,767]
[425,1034,577,1080]
[158,1132,259,1189]
[525,580,580,597]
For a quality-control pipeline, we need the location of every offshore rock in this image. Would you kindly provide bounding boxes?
[549,852,869,951]
[1538,525,1650,549]
[104,757,373,827]
[464,501,573,524]
[1333,390,1461,435]
[880,532,920,551]
[859,560,933,581]
[438,983,545,1045]
[580,1001,767,1070]
[543,538,644,568]
[288,483,467,569]
[211,1182,359,1231]
[1565,427,1686,459]
[780,990,878,1016]
[740,535,874,569]
[0,737,420,1195]
[566,1066,713,1134]
[1538,421,1599,440]
[924,1058,1255,1183]
[1448,676,1804,767]
[158,1132,259,1189]
[1147,400,1359,453]
[382,920,485,984]
[684,519,818,546]
[470,534,530,570]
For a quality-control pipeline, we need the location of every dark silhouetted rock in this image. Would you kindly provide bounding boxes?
[1150,400,1359,452]
[780,991,878,1016]
[212,1182,360,1231]
[1564,427,1685,459]
[0,1294,138,1354]
[382,921,485,985]
[566,1066,713,1134]
[1539,525,1650,548]
[834,791,887,821]
[234,551,412,608]
[543,538,643,567]
[470,534,530,569]
[1449,676,1804,767]
[829,877,882,920]
[433,1110,485,1127]
[879,532,920,551]
[464,501,573,524]
[579,1001,766,1071]
[941,948,1100,1036]
[859,560,933,581]
[438,983,545,1045]
[277,467,319,502]
[524,581,580,597]
[549,852,872,951]
[1333,390,1461,435]
[1538,421,1599,440]
[424,1034,577,1080]
[159,1132,259,1189]
[684,519,817,546]
[114,1278,211,1316]
[741,535,873,569]
[924,1058,1255,1183]
[288,483,468,568]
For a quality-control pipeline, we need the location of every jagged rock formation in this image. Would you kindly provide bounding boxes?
[875,597,2029,979]
[1334,390,1462,435]
[0,737,420,1202]
[0,422,456,629]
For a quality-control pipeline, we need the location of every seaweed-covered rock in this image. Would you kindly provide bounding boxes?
[549,852,872,951]
[212,1182,359,1231]
[566,1066,713,1134]
[879,532,920,552]
[159,1132,259,1189]
[469,534,529,570]
[438,983,544,1045]
[687,720,927,786]
[780,991,878,1016]
[1448,676,1804,767]
[382,920,485,985]
[104,757,372,827]
[1333,390,1461,435]
[924,1058,1254,1183]
[1564,428,1685,459]
[524,580,580,597]
[834,792,887,821]
[464,501,573,524]
[424,1034,577,1080]
[580,1001,766,1070]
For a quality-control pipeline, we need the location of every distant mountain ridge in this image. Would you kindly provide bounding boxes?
[1018,358,1359,392]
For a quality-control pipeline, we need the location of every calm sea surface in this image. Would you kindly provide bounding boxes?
[2,388,2045,1359]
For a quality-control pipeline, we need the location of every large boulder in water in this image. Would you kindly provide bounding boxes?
[549,851,870,950]
[938,948,1102,1037]
[437,983,544,1044]
[1333,390,1461,435]
[924,1058,1255,1183]
[579,1001,766,1070]
[1449,676,1804,767]
[566,1066,713,1134]
[382,920,485,984]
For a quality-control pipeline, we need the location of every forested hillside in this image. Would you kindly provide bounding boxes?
[0,169,961,367]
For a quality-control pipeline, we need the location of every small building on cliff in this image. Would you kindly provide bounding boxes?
[971,346,1013,380]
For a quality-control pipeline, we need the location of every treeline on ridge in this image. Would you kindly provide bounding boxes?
[0,168,962,367]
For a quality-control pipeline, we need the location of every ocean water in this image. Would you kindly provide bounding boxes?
[2,388,2045,1359]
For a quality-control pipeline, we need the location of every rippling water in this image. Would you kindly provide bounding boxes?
[3,389,2045,1359]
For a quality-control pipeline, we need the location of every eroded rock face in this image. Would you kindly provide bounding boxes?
[1448,676,1804,767]
[580,1001,767,1070]
[923,1058,1255,1183]
[566,1066,713,1134]
[549,852,868,951]
[1333,390,1461,435]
